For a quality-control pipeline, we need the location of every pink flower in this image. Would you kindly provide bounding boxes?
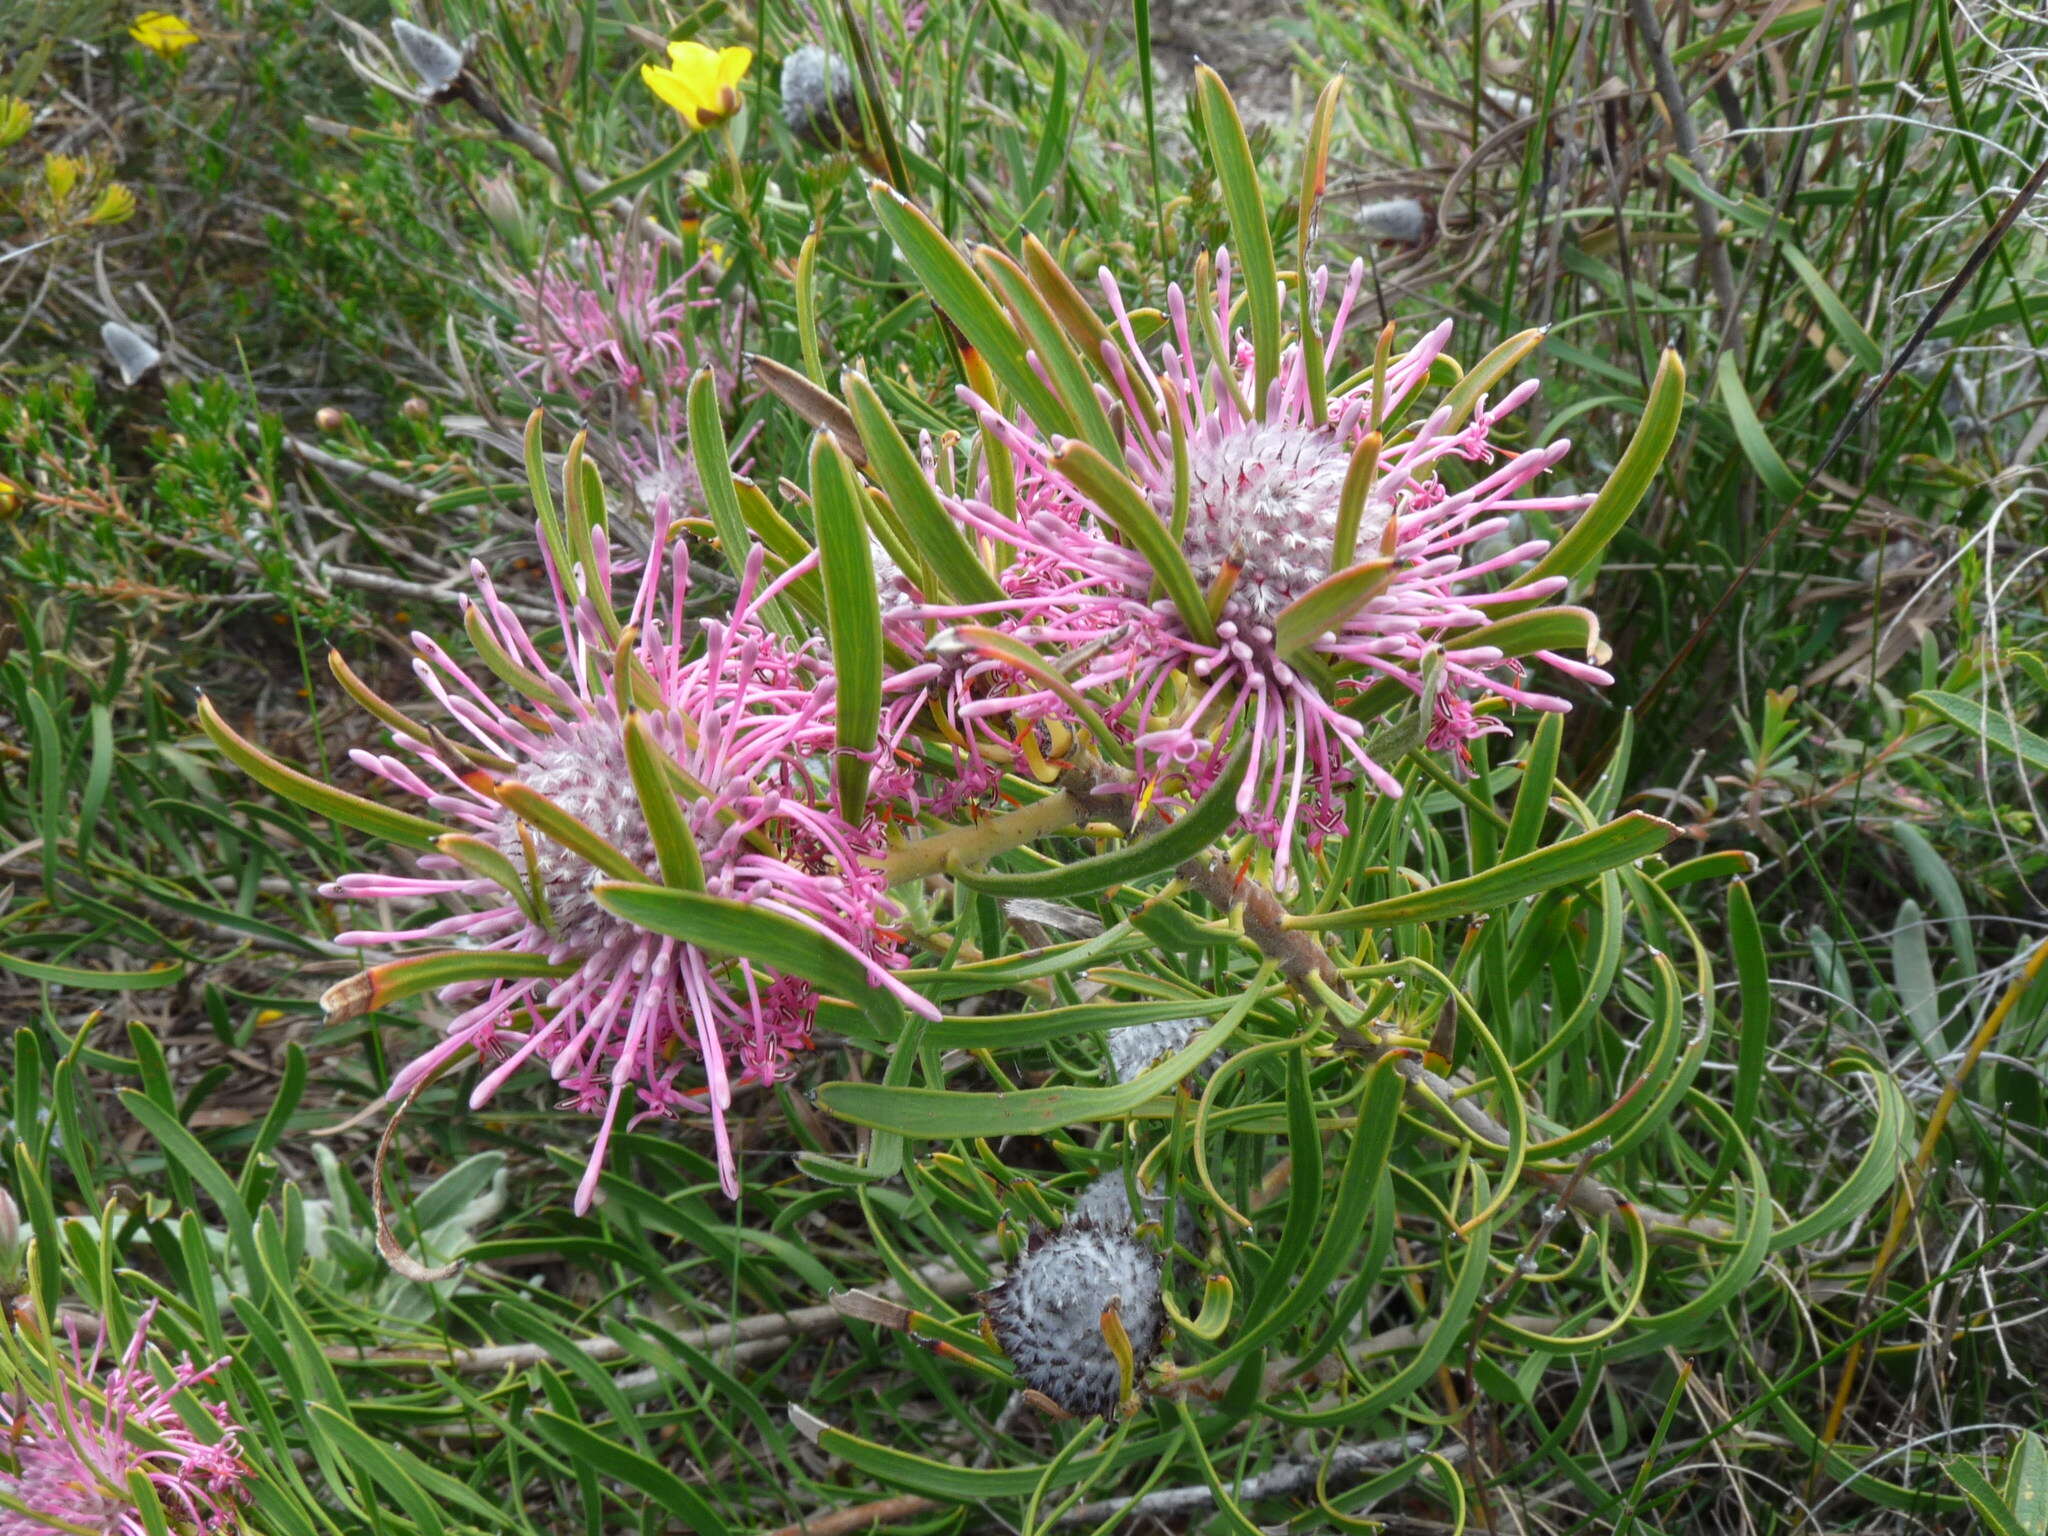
[897,253,1608,876]
[508,234,748,518]
[319,507,931,1210]
[0,1303,252,1536]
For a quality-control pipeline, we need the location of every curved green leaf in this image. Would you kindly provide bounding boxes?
[952,739,1250,898]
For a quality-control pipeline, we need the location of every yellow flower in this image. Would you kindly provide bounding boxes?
[130,11,201,58]
[87,182,137,224]
[43,153,85,202]
[640,40,751,130]
[0,96,31,149]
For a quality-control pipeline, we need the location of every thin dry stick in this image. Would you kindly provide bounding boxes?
[1812,937,2048,1481]
[330,1262,979,1372]
[1626,0,1744,365]
[770,1430,1455,1535]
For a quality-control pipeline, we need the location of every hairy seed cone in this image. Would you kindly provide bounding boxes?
[982,1221,1164,1418]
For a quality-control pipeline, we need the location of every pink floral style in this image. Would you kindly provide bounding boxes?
[891,253,1608,876]
[0,1303,252,1536]
[324,503,931,1210]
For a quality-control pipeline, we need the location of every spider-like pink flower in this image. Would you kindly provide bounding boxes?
[908,253,1609,874]
[509,235,746,516]
[311,508,931,1210]
[0,1303,252,1536]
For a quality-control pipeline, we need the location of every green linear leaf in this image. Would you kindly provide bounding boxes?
[1297,812,1677,928]
[1273,559,1393,660]
[816,967,1270,1136]
[1193,65,1280,410]
[1778,244,1884,373]
[845,371,1007,607]
[1770,1055,1908,1251]
[799,1412,1178,1501]
[495,781,644,882]
[1051,438,1216,644]
[953,739,1250,898]
[1512,349,1684,599]
[533,1410,733,1536]
[867,181,1072,435]
[1715,352,1802,499]
[812,431,883,816]
[592,883,906,1037]
[0,951,184,990]
[1913,689,2048,771]
[196,697,442,849]
[623,714,706,891]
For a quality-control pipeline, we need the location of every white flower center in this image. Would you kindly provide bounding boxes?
[1172,423,1381,627]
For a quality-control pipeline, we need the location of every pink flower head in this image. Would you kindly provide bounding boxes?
[0,1303,252,1536]
[901,252,1608,877]
[509,234,748,518]
[320,504,932,1210]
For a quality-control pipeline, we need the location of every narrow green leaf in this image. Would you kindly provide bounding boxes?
[623,714,705,890]
[976,246,1121,460]
[1051,438,1215,644]
[196,698,442,849]
[845,371,1006,606]
[592,883,907,1037]
[1501,710,1562,863]
[0,950,183,990]
[817,969,1269,1136]
[1770,1055,1908,1251]
[1715,352,1802,499]
[305,1405,448,1536]
[1296,812,1677,928]
[1272,559,1393,659]
[1949,1458,2032,1536]
[867,182,1072,435]
[438,832,550,924]
[799,1413,1177,1500]
[1779,244,1884,372]
[1913,689,2048,771]
[534,1411,732,1536]
[1193,65,1280,410]
[491,781,641,883]
[811,432,883,815]
[1513,349,1684,598]
[952,738,1250,898]
[340,949,574,1017]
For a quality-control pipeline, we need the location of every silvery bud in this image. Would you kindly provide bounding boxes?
[1106,1017,1204,1085]
[100,320,162,385]
[780,44,860,149]
[981,1220,1164,1418]
[1356,197,1427,244]
[392,17,464,98]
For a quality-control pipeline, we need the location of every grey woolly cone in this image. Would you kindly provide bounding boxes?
[982,1222,1163,1418]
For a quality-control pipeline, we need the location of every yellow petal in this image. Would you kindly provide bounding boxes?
[640,61,696,114]
[715,46,753,90]
[130,10,200,56]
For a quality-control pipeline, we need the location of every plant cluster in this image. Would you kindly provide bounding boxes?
[2,0,2046,1532]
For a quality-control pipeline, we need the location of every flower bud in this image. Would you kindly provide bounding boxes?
[400,395,432,422]
[315,406,348,432]
[981,1220,1164,1418]
[780,45,860,149]
[100,320,162,385]
[391,17,464,96]
[1357,197,1427,244]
